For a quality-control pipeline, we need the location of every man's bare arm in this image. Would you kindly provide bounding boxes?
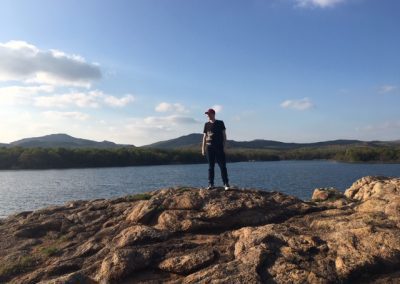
[202,133,207,156]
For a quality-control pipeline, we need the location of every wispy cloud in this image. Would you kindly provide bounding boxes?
[295,0,345,8]
[144,115,200,126]
[0,85,54,96]
[103,94,135,107]
[155,102,188,113]
[280,97,314,111]
[379,85,398,94]
[34,91,102,108]
[357,121,400,132]
[42,111,90,121]
[0,85,56,106]
[0,40,101,87]
[121,115,201,145]
[33,90,135,108]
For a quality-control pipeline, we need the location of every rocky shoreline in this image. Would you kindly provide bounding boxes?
[1,176,400,283]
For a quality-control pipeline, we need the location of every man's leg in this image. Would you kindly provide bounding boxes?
[216,148,229,185]
[206,145,216,186]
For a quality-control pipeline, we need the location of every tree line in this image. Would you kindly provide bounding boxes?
[0,145,399,170]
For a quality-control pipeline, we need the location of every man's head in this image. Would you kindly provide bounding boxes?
[205,108,216,120]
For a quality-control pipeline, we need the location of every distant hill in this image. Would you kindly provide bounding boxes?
[144,133,398,150]
[2,133,399,150]
[8,134,133,148]
[144,133,203,149]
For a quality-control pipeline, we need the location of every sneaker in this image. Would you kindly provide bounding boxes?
[224,184,230,191]
[207,184,214,190]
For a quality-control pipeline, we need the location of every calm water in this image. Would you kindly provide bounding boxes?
[0,160,399,218]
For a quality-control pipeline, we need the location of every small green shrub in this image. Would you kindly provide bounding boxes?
[40,246,59,257]
[58,234,70,242]
[0,255,36,279]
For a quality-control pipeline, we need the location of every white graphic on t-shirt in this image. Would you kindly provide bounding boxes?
[206,131,213,144]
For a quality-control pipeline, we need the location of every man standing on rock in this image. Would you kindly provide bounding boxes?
[202,108,230,190]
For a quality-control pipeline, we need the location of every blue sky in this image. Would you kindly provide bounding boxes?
[0,0,399,145]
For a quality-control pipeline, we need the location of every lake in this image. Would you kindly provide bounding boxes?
[1,160,399,218]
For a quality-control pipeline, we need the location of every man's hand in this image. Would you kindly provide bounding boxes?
[202,148,205,156]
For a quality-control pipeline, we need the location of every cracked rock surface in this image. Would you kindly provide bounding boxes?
[1,177,400,283]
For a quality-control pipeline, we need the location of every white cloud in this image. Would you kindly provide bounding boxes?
[144,115,200,126]
[103,94,135,107]
[34,91,102,108]
[42,111,90,121]
[0,85,54,96]
[118,115,202,145]
[379,85,398,94]
[0,85,55,106]
[33,90,135,108]
[0,40,101,87]
[155,102,188,113]
[212,105,223,113]
[280,97,314,111]
[295,0,345,8]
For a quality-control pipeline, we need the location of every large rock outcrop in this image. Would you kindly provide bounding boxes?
[1,177,400,283]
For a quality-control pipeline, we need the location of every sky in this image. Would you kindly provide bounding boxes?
[0,0,399,146]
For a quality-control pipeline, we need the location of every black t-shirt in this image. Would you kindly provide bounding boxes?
[203,120,226,147]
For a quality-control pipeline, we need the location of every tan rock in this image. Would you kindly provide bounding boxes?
[312,187,343,202]
[126,199,162,224]
[356,198,388,213]
[114,225,168,247]
[37,272,96,284]
[73,240,102,258]
[2,176,400,284]
[345,176,400,201]
[182,261,262,283]
[158,249,215,275]
[162,190,203,210]
[97,248,154,283]
[312,189,330,201]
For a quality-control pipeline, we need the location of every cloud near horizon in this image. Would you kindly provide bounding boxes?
[0,85,55,106]
[36,91,135,108]
[42,111,90,121]
[280,97,314,110]
[295,0,345,8]
[0,85,55,96]
[144,115,200,126]
[118,115,201,145]
[0,41,101,87]
[155,102,188,113]
[358,121,400,132]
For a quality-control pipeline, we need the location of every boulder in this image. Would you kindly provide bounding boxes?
[311,187,343,201]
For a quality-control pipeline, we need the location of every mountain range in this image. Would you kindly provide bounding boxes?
[0,134,132,149]
[1,133,397,150]
[143,133,399,149]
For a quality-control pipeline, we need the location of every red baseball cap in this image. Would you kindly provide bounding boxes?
[205,108,215,114]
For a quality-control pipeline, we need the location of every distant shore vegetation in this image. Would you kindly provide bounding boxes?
[0,146,399,170]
